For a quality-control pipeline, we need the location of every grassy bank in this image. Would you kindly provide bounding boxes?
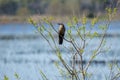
[0,15,28,24]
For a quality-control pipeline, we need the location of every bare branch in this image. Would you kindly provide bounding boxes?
[111,73,120,80]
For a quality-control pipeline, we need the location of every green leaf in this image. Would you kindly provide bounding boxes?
[92,50,97,59]
[37,27,41,32]
[108,63,113,70]
[43,18,50,25]
[48,32,55,44]
[37,25,45,33]
[14,73,20,79]
[67,22,72,27]
[87,32,99,39]
[49,16,54,21]
[41,27,45,32]
[4,75,9,80]
[79,26,85,31]
[93,32,99,37]
[102,40,106,47]
[113,8,117,14]
[67,30,71,34]
[82,16,87,25]
[54,62,65,76]
[80,49,84,54]
[77,29,84,40]
[57,51,62,59]
[91,18,98,26]
[73,16,78,24]
[93,50,97,54]
[99,25,107,30]
[28,18,37,26]
[41,24,45,31]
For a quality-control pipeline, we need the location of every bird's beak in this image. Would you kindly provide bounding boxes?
[58,23,63,25]
[58,23,61,25]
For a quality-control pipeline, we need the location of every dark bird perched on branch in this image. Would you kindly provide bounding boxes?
[58,23,65,45]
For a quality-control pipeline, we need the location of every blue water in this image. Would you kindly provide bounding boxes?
[0,21,120,80]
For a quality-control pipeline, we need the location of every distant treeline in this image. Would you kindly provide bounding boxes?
[0,0,118,16]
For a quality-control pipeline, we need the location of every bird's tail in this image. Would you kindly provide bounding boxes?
[59,35,63,45]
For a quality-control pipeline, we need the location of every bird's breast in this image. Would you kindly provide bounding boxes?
[59,25,65,34]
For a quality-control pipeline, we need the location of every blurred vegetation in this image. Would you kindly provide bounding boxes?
[0,0,119,16]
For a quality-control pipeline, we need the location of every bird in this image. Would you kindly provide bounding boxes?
[58,23,65,45]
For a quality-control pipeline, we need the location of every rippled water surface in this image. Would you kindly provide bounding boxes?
[0,21,120,80]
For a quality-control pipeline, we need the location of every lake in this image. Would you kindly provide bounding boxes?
[0,21,120,80]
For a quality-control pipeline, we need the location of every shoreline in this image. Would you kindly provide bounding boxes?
[0,14,120,24]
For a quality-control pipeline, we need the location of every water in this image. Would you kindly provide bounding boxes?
[0,21,120,80]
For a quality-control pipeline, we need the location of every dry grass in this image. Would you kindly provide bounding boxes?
[0,15,27,24]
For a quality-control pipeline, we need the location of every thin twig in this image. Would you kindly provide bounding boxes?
[85,12,112,72]
[111,73,120,80]
[59,54,73,75]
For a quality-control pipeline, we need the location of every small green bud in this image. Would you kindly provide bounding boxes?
[67,30,71,34]
[91,18,98,26]
[28,18,37,26]
[82,16,87,25]
[14,73,19,79]
[73,16,78,24]
[80,49,84,54]
[4,75,9,80]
